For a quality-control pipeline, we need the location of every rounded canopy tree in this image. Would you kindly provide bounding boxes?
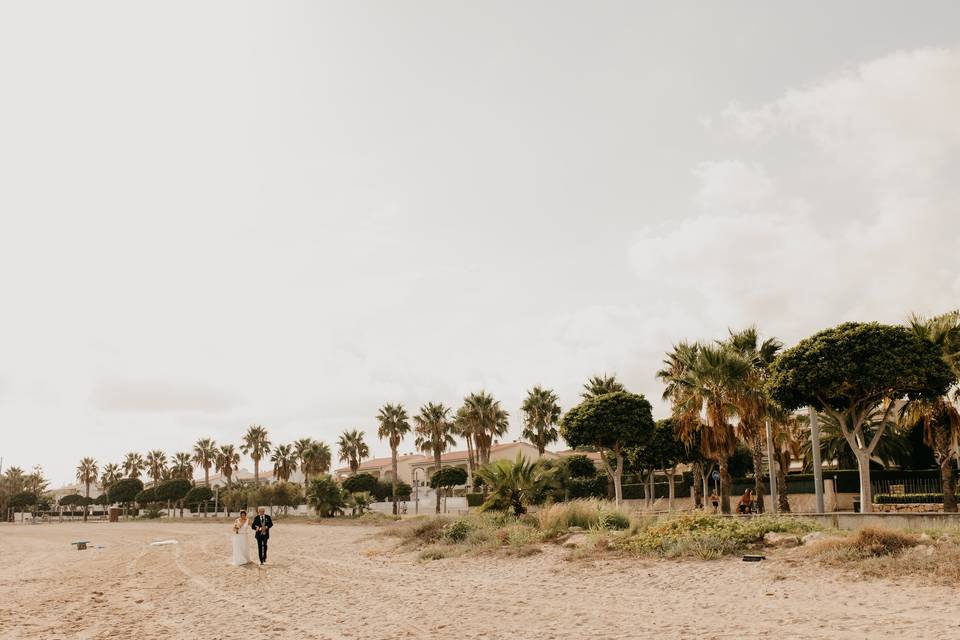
[767,322,955,512]
[184,485,214,510]
[560,391,656,506]
[430,466,468,497]
[342,473,379,495]
[109,478,144,507]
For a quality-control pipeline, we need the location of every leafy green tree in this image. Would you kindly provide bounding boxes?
[307,475,347,517]
[109,478,144,518]
[156,479,192,517]
[563,454,597,478]
[560,391,655,506]
[476,454,555,516]
[520,386,562,455]
[377,403,412,515]
[184,485,214,513]
[75,457,98,522]
[192,438,217,486]
[135,487,157,506]
[647,419,687,510]
[374,480,411,501]
[337,429,369,474]
[581,374,626,399]
[430,466,468,501]
[270,443,297,483]
[241,425,272,486]
[414,402,456,514]
[768,322,955,512]
[342,473,379,495]
[271,481,304,514]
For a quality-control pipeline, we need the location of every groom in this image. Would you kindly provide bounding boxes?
[251,506,273,565]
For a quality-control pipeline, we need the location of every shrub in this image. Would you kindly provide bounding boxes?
[184,486,214,508]
[308,475,347,517]
[135,488,157,505]
[564,454,598,478]
[466,492,485,507]
[566,476,608,499]
[443,519,472,542]
[598,510,630,530]
[874,493,955,504]
[537,499,607,534]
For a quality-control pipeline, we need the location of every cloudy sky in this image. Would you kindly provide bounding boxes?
[2,2,959,486]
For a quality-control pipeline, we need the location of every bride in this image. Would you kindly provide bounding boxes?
[231,510,253,566]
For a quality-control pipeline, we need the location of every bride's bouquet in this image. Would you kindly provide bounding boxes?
[233,522,240,534]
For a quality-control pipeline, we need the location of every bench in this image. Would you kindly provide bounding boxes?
[71,540,90,550]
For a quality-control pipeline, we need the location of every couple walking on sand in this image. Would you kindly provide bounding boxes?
[230,506,273,566]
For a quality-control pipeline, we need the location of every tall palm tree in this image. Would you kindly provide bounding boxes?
[899,311,960,512]
[215,444,240,489]
[192,437,217,486]
[657,341,706,508]
[169,452,194,481]
[240,424,271,486]
[724,327,782,513]
[581,374,625,399]
[520,386,561,456]
[294,438,314,487]
[463,392,509,465]
[300,440,332,487]
[123,452,145,479]
[271,444,296,483]
[75,457,98,522]
[671,343,749,514]
[145,450,167,486]
[414,402,455,514]
[377,403,412,515]
[452,405,478,486]
[773,412,807,513]
[337,429,369,474]
[99,463,121,492]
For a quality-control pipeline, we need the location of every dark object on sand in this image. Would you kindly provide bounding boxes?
[742,554,765,562]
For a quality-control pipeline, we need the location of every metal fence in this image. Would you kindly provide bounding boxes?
[872,476,942,495]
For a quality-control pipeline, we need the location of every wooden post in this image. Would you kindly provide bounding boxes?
[809,407,825,514]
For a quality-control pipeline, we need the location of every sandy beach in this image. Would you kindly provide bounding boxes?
[1,520,958,639]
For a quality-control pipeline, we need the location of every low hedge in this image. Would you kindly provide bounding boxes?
[466,493,485,507]
[874,493,957,504]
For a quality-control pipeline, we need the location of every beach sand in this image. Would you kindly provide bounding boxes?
[3,520,958,639]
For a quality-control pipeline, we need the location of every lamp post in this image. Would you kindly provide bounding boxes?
[413,468,423,515]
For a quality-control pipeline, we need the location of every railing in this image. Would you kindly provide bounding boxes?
[872,476,942,496]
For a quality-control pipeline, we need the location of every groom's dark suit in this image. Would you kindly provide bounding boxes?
[251,513,273,564]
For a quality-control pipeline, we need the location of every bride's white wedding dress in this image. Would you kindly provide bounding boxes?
[231,519,252,566]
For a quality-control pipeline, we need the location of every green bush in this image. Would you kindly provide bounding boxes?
[564,454,598,478]
[567,476,608,499]
[342,473,378,495]
[466,492,485,507]
[443,519,472,542]
[598,510,630,530]
[874,493,955,504]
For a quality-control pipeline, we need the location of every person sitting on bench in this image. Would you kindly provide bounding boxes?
[737,489,754,514]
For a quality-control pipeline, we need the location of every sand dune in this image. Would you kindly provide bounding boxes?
[3,520,959,639]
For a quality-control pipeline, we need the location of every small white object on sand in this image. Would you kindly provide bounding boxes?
[150,540,179,546]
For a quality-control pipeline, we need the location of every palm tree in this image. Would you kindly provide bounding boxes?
[271,444,297,483]
[807,407,910,471]
[99,463,121,492]
[169,452,193,481]
[463,392,509,465]
[145,450,167,486]
[192,438,217,486]
[899,311,960,512]
[414,402,455,513]
[773,412,807,513]
[215,444,240,489]
[296,439,332,487]
[452,405,478,487]
[337,429,369,474]
[476,454,555,516]
[123,452,145,480]
[581,374,625,399]
[75,457,98,522]
[377,403,412,515]
[520,386,561,455]
[657,341,707,508]
[724,327,782,513]
[240,424,271,486]
[670,343,749,514]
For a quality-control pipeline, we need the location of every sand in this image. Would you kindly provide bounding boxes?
[3,520,959,640]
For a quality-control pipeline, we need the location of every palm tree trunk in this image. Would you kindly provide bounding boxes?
[719,458,732,514]
[465,437,475,490]
[434,453,442,514]
[391,448,399,516]
[665,468,675,511]
[691,463,704,509]
[83,482,90,523]
[254,459,260,486]
[776,462,790,512]
[205,468,210,487]
[750,432,767,514]
[941,456,957,513]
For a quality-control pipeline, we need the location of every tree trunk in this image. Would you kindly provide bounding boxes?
[391,448,399,516]
[691,463,703,510]
[83,483,90,523]
[703,462,714,509]
[750,432,767,514]
[666,468,675,511]
[647,471,655,509]
[434,454,442,514]
[205,468,210,487]
[719,458,731,514]
[465,437,475,490]
[855,451,873,512]
[254,460,260,486]
[776,463,790,512]
[941,457,957,513]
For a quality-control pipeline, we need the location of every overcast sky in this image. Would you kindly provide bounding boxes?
[2,2,959,486]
